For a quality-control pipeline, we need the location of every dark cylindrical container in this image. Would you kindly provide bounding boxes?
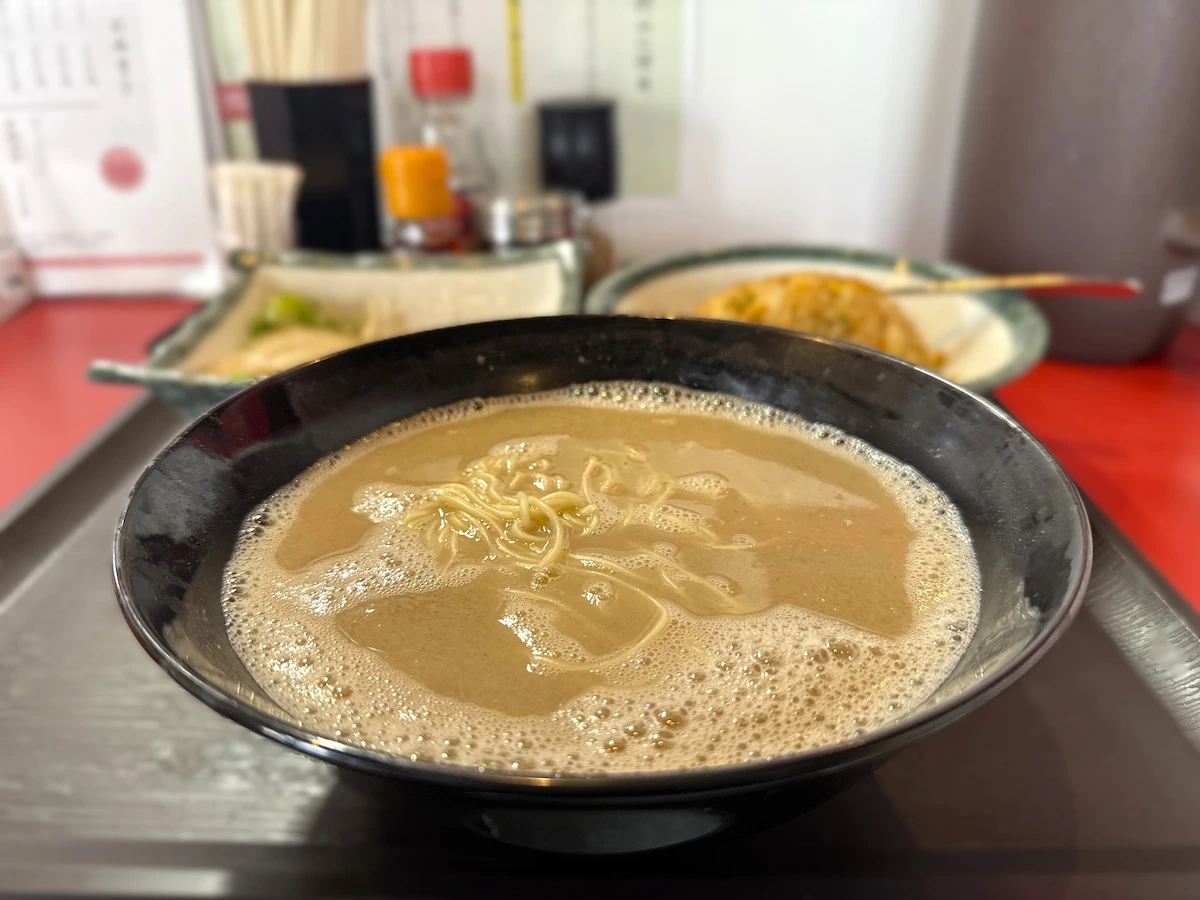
[538,100,617,202]
[948,0,1200,361]
[249,79,381,253]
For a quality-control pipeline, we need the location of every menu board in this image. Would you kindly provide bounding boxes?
[0,0,217,295]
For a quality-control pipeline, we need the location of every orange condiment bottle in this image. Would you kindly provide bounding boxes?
[377,145,463,252]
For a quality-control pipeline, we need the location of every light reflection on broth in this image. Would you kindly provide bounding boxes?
[222,383,979,774]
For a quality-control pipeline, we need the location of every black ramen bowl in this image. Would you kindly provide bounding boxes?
[114,316,1090,854]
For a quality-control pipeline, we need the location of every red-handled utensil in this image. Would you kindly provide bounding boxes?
[888,274,1142,299]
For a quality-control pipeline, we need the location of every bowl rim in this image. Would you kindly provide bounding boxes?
[113,315,1089,797]
[584,243,1051,395]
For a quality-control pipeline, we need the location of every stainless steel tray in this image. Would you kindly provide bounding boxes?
[1,398,1198,897]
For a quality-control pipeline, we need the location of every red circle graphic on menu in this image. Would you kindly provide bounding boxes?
[101,147,145,191]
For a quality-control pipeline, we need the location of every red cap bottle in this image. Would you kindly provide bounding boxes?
[409,47,473,99]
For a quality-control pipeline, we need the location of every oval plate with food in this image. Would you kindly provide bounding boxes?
[585,245,1050,394]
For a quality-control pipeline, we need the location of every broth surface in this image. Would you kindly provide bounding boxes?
[223,383,979,774]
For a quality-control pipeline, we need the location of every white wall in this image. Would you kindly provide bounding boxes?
[371,0,981,264]
[593,0,980,263]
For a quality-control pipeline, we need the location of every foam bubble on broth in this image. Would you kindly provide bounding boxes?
[222,382,980,775]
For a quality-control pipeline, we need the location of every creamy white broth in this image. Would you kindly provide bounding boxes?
[222,383,980,775]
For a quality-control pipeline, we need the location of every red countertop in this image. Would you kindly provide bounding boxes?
[996,326,1200,607]
[2,298,1199,609]
[0,297,201,513]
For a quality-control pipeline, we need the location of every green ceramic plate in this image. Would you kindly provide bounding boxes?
[586,245,1049,394]
[89,242,585,419]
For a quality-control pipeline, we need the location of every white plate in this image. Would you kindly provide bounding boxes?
[586,246,1049,394]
